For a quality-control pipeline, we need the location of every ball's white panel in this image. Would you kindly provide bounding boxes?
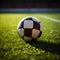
[24,20,33,28]
[23,36,32,41]
[40,23,42,31]
[33,17,40,22]
[18,28,24,37]
[32,29,40,38]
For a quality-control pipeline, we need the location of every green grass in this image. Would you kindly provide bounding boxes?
[0,13,60,60]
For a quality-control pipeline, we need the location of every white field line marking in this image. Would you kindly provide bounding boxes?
[40,15,60,23]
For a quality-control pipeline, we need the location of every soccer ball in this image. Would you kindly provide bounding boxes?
[17,16,42,41]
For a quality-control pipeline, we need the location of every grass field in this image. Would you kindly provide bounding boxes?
[0,13,60,60]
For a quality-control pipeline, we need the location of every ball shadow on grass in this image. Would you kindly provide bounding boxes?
[26,39,60,55]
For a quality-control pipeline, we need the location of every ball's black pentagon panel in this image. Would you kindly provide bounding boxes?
[33,21,40,30]
[26,17,33,20]
[24,29,32,37]
[18,20,24,29]
[37,31,42,38]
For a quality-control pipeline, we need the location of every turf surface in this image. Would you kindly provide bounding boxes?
[0,13,60,60]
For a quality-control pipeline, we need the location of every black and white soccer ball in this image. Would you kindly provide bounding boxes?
[17,16,42,41]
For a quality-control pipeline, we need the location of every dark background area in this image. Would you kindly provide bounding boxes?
[0,0,60,8]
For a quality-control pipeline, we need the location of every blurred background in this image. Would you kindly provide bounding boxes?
[0,0,60,13]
